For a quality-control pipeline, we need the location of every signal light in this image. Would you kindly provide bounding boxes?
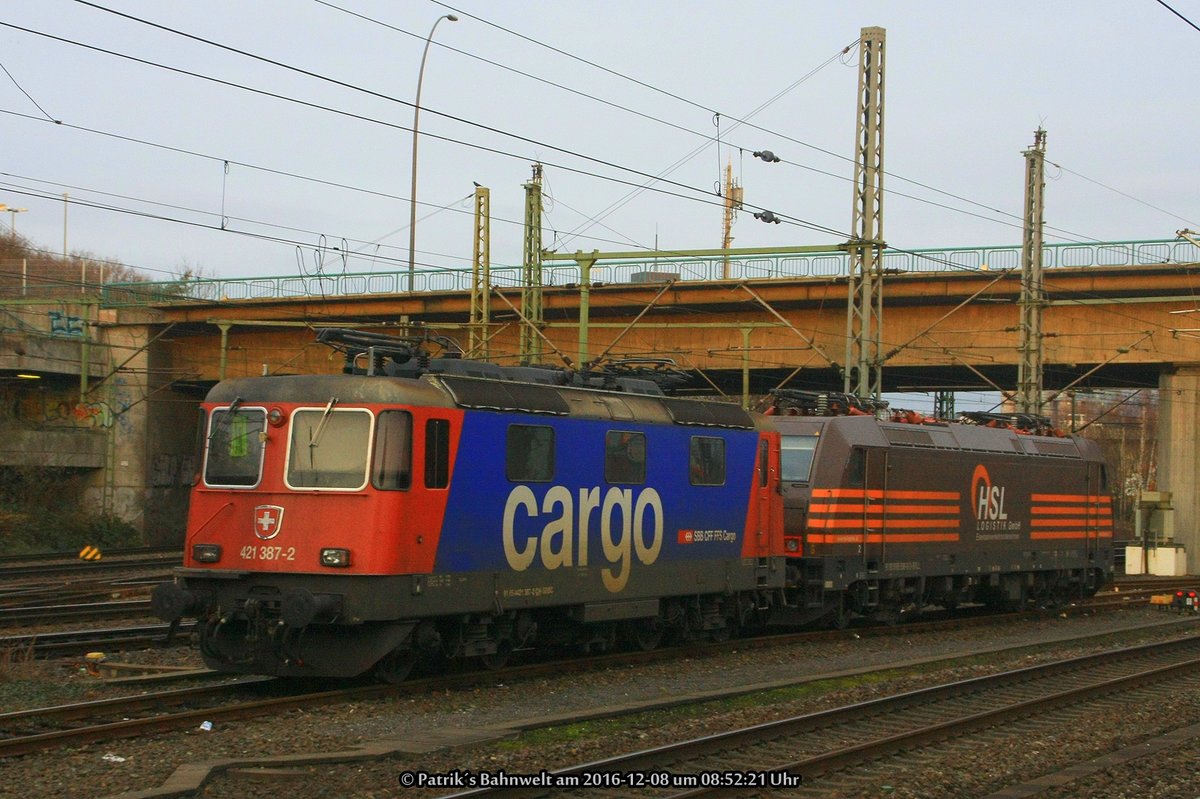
[320,548,351,568]
[192,544,222,563]
[1172,589,1199,612]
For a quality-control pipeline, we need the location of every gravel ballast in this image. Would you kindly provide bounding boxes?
[0,607,1196,799]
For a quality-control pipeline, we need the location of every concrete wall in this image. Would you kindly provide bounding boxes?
[0,304,110,473]
[1156,367,1200,574]
[0,302,199,546]
[0,428,105,468]
[74,312,199,545]
[142,334,201,545]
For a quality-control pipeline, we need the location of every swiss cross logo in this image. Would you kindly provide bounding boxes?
[678,529,694,544]
[253,505,285,540]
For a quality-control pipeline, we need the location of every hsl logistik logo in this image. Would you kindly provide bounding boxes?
[971,464,1022,535]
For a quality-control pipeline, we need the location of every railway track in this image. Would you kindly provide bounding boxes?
[2,582,1189,662]
[0,622,196,658]
[0,662,508,758]
[3,604,1195,761]
[0,677,279,758]
[1109,576,1200,593]
[0,597,154,627]
[0,576,161,607]
[443,634,1200,799]
[0,593,1119,662]
[0,555,180,580]
[0,546,180,566]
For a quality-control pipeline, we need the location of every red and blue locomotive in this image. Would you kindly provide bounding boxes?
[154,331,783,679]
[153,331,1112,679]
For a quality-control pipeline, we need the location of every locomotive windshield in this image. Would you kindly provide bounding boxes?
[781,434,819,483]
[287,408,372,489]
[204,407,267,487]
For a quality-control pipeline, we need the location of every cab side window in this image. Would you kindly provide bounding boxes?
[846,447,866,488]
[507,425,555,482]
[689,436,726,485]
[425,419,450,489]
[372,411,412,490]
[606,430,646,484]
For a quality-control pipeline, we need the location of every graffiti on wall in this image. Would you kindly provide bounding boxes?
[0,384,120,430]
[48,311,85,338]
[108,377,134,432]
[152,454,198,487]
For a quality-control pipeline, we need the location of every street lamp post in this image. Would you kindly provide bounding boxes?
[408,13,457,292]
[0,205,28,237]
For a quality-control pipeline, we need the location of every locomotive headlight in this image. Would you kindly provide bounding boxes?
[192,544,222,563]
[785,538,800,552]
[320,548,351,568]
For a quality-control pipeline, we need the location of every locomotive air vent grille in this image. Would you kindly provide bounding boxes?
[1029,439,1080,458]
[660,398,755,429]
[882,426,934,446]
[440,376,570,415]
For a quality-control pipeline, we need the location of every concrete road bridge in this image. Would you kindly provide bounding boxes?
[108,237,1199,398]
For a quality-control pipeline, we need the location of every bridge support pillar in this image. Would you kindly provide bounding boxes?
[1157,367,1200,574]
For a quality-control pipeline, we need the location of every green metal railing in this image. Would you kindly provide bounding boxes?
[99,238,1200,308]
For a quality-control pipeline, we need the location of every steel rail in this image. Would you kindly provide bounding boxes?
[0,598,153,626]
[0,676,270,730]
[0,546,180,565]
[4,616,1195,762]
[0,621,196,657]
[439,635,1200,799]
[0,556,179,579]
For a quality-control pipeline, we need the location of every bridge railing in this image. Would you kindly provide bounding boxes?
[99,238,1200,308]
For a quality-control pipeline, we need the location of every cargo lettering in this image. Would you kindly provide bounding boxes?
[502,485,664,593]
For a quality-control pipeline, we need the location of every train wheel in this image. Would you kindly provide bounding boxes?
[624,618,664,651]
[375,648,417,684]
[480,640,512,670]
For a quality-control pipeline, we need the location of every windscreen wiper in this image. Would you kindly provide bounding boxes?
[309,397,339,450]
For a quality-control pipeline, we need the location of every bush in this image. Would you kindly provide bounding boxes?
[0,468,141,555]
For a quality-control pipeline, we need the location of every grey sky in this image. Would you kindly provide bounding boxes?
[1,0,1197,290]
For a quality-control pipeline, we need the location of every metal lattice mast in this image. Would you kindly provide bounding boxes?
[844,26,886,400]
[720,160,742,279]
[519,164,544,363]
[1017,128,1047,415]
[934,390,956,420]
[469,184,491,359]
